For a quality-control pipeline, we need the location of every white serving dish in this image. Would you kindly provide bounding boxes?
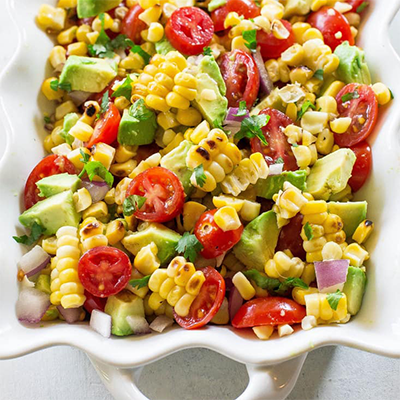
[1,1,400,399]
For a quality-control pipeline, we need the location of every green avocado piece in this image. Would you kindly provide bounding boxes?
[19,191,81,235]
[208,0,227,12]
[36,274,51,295]
[160,140,194,195]
[61,113,79,145]
[306,149,356,200]
[155,37,176,55]
[36,173,81,199]
[334,41,371,85]
[59,56,117,93]
[233,211,279,271]
[199,56,226,96]
[327,201,367,237]
[256,170,307,199]
[250,88,285,116]
[283,0,313,17]
[104,290,145,336]
[118,100,157,146]
[342,266,367,315]
[122,222,181,265]
[77,0,121,18]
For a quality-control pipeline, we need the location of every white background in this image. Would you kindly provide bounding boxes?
[1,4,400,400]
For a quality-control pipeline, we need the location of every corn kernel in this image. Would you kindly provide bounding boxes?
[352,220,374,244]
[166,285,186,307]
[57,26,77,45]
[330,117,352,134]
[232,272,256,300]
[148,268,168,292]
[372,82,392,105]
[175,262,196,287]
[37,5,66,31]
[323,81,345,98]
[253,326,274,340]
[106,220,127,246]
[42,78,64,101]
[186,271,206,296]
[174,293,196,317]
[343,243,369,267]
[148,292,164,311]
[214,206,241,232]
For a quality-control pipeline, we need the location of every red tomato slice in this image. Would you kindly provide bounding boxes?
[257,20,295,60]
[78,246,132,298]
[232,297,306,328]
[126,166,185,223]
[276,214,306,260]
[121,4,147,44]
[194,209,243,259]
[334,83,378,148]
[308,7,354,51]
[250,108,297,171]
[219,50,260,108]
[174,267,226,330]
[83,290,107,314]
[24,155,77,210]
[165,7,214,56]
[86,103,121,148]
[348,141,372,192]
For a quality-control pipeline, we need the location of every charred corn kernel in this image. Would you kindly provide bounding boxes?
[147,22,164,42]
[253,325,274,340]
[182,202,207,232]
[323,81,345,98]
[330,117,352,134]
[185,271,206,296]
[159,277,176,299]
[91,143,116,170]
[82,201,108,221]
[148,269,168,293]
[42,78,64,101]
[214,206,241,232]
[106,220,127,246]
[325,230,346,245]
[175,262,196,287]
[148,292,165,311]
[265,251,305,279]
[73,188,92,213]
[322,241,343,261]
[301,263,316,285]
[42,237,58,255]
[134,242,160,275]
[57,26,77,45]
[301,200,327,215]
[167,257,185,278]
[67,147,90,171]
[316,129,334,155]
[110,159,137,177]
[302,212,328,225]
[323,214,343,234]
[343,243,369,267]
[232,272,256,300]
[372,83,392,105]
[138,5,162,26]
[305,292,347,322]
[55,101,78,121]
[115,144,137,164]
[49,46,67,68]
[37,5,66,31]
[176,107,202,127]
[174,293,196,317]
[114,96,131,111]
[166,285,186,307]
[352,220,374,244]
[306,251,323,263]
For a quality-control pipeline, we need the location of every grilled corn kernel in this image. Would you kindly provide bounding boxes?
[240,200,261,221]
[253,326,274,340]
[174,293,196,317]
[372,82,392,105]
[148,268,168,292]
[73,188,92,213]
[106,220,127,246]
[42,237,58,255]
[148,292,165,311]
[82,201,108,220]
[175,262,196,287]
[182,202,207,232]
[110,160,137,177]
[159,277,176,299]
[67,147,91,171]
[232,272,256,300]
[306,251,323,263]
[343,243,369,267]
[323,214,344,234]
[186,271,206,296]
[134,242,160,276]
[91,142,116,170]
[166,285,186,307]
[166,257,186,278]
[352,220,374,244]
[325,230,346,245]
[214,206,241,232]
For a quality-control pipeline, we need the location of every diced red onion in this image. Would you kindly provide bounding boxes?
[269,163,284,176]
[315,259,350,293]
[253,48,274,96]
[68,91,91,106]
[57,305,83,324]
[224,277,233,292]
[126,315,151,335]
[81,179,110,203]
[224,107,250,125]
[149,315,174,333]
[18,245,50,278]
[16,288,51,324]
[229,287,244,321]
[90,309,112,338]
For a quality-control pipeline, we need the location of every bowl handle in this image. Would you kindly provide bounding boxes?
[89,353,307,400]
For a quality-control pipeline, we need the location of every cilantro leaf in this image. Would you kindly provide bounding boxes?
[203,46,212,56]
[284,277,309,290]
[233,100,248,117]
[13,222,46,246]
[194,164,207,188]
[125,39,151,65]
[129,275,151,290]
[100,91,110,115]
[327,290,344,311]
[389,88,395,99]
[274,157,284,164]
[235,115,270,145]
[341,91,360,103]
[78,149,114,187]
[44,116,51,124]
[50,79,71,92]
[304,222,314,241]
[297,100,316,120]
[79,149,90,164]
[112,75,134,100]
[107,203,119,220]
[356,1,369,13]
[175,232,203,263]
[123,195,146,216]
[242,29,257,51]
[129,98,153,121]
[313,69,324,81]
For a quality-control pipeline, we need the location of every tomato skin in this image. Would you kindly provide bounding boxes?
[24,155,77,210]
[276,214,306,260]
[219,50,260,108]
[165,7,214,56]
[174,267,226,330]
[86,103,121,148]
[194,209,243,259]
[232,297,306,328]
[348,141,372,192]
[308,7,354,51]
[257,20,295,60]
[78,246,132,298]
[334,83,378,148]
[250,108,297,171]
[83,290,107,314]
[126,166,185,223]
[121,5,147,44]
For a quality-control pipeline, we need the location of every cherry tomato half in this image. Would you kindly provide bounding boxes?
[86,103,121,148]
[24,155,77,210]
[257,19,295,60]
[348,141,372,192]
[174,267,226,330]
[83,290,107,314]
[334,83,378,148]
[219,50,260,108]
[308,7,354,51]
[232,297,306,328]
[126,166,185,223]
[165,7,214,56]
[121,4,147,44]
[194,209,243,259]
[78,246,132,298]
[276,214,306,260]
[250,108,297,171]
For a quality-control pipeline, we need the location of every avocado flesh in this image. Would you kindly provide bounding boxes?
[36,173,81,199]
[342,266,367,315]
[327,201,367,237]
[155,37,176,55]
[104,290,145,336]
[256,170,307,199]
[59,56,117,93]
[198,56,226,96]
[77,0,121,18]
[19,191,81,235]
[233,211,279,271]
[36,275,51,295]
[61,113,79,145]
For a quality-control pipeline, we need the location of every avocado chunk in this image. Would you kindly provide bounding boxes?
[19,191,81,235]
[199,55,226,96]
[327,201,367,237]
[256,170,307,199]
[61,113,79,145]
[250,88,285,116]
[36,274,51,295]
[306,149,356,200]
[233,211,279,271]
[155,37,176,55]
[334,41,371,85]
[118,100,157,146]
[36,173,81,199]
[160,140,194,195]
[122,222,181,265]
[104,290,145,336]
[59,56,117,93]
[77,0,121,18]
[342,266,367,315]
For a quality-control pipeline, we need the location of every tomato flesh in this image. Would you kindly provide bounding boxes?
[194,209,243,259]
[219,50,260,108]
[334,83,378,147]
[232,297,306,328]
[83,290,107,314]
[276,214,306,260]
[174,267,226,330]
[126,166,185,223]
[121,5,147,44]
[348,141,372,192]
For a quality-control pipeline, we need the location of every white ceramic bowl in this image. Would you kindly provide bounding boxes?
[1,1,400,399]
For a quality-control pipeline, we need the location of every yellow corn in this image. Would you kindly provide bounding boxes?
[305,292,347,322]
[55,101,78,121]
[82,201,108,221]
[57,26,77,45]
[352,220,374,244]
[323,81,345,98]
[166,285,186,307]
[232,272,256,300]
[73,188,92,213]
[175,262,196,287]
[134,242,160,276]
[265,251,305,279]
[343,243,369,267]
[181,202,207,232]
[301,263,316,286]
[214,206,241,232]
[174,293,196,317]
[148,268,169,293]
[316,129,334,155]
[106,220,126,245]
[323,214,344,234]
[148,292,165,311]
[330,117,352,134]
[37,5,66,31]
[110,160,137,177]
[372,82,392,105]
[42,78,64,101]
[42,236,58,255]
[253,326,274,340]
[185,271,206,296]
[49,46,67,68]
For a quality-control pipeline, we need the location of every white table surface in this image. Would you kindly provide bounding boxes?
[1,5,400,400]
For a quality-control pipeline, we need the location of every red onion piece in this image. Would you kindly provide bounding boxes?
[149,316,174,333]
[57,306,83,324]
[16,288,51,324]
[126,315,151,335]
[224,277,233,291]
[81,179,110,203]
[224,107,250,125]
[90,310,112,338]
[253,48,274,96]
[315,259,350,293]
[229,286,244,321]
[18,245,50,277]
[69,91,91,106]
[269,163,284,176]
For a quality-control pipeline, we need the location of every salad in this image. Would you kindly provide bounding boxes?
[14,0,392,340]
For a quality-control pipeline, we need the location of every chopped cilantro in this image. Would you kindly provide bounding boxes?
[123,195,147,216]
[274,157,284,164]
[13,222,46,246]
[341,91,360,103]
[297,100,316,120]
[194,164,207,188]
[327,290,344,311]
[235,115,270,145]
[356,1,369,13]
[304,222,314,241]
[233,101,248,117]
[129,275,151,290]
[125,39,151,65]
[242,29,257,51]
[50,79,71,92]
[78,149,114,187]
[313,69,324,81]
[175,232,203,263]
[79,149,90,164]
[285,277,309,290]
[292,143,299,148]
[129,98,153,121]
[203,46,213,56]
[112,75,134,101]
[107,203,119,220]
[100,91,110,115]
[389,88,394,99]
[44,116,51,124]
